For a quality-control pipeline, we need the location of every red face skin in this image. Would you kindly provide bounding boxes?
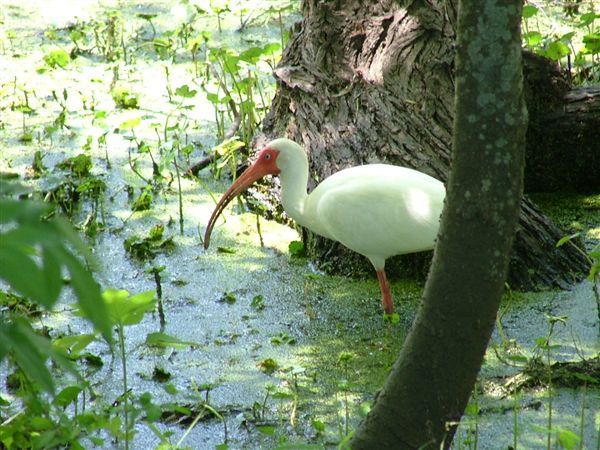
[203,148,280,249]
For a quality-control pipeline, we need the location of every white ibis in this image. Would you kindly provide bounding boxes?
[204,138,445,314]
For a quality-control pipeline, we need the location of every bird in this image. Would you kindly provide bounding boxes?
[204,138,446,314]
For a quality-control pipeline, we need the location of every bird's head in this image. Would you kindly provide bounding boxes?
[203,138,302,249]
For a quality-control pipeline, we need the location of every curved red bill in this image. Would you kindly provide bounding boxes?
[203,148,280,249]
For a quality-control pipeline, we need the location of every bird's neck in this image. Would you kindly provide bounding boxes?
[280,168,309,226]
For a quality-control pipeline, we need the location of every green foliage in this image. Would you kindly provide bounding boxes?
[0,291,41,317]
[210,137,246,178]
[119,116,142,130]
[270,332,296,346]
[102,288,156,327]
[174,84,198,98]
[522,5,600,84]
[92,10,124,62]
[203,42,282,150]
[0,178,112,342]
[0,379,117,449]
[57,153,93,177]
[111,82,140,109]
[219,291,237,304]
[131,188,154,211]
[35,152,107,233]
[250,294,265,310]
[124,223,174,260]
[288,240,306,258]
[258,358,279,374]
[0,318,72,393]
[146,331,201,349]
[556,233,600,284]
[382,312,400,324]
[0,178,115,450]
[43,47,70,68]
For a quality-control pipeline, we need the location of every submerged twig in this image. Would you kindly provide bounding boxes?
[256,212,264,247]
[149,266,165,330]
[173,157,184,234]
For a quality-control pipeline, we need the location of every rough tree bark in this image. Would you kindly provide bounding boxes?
[256,0,590,289]
[524,71,600,193]
[349,0,528,445]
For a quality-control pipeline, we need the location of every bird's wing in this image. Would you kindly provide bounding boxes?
[306,165,445,267]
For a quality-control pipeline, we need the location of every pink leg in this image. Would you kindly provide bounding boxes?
[376,269,394,314]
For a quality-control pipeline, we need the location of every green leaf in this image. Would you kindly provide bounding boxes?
[53,385,83,408]
[62,249,112,339]
[29,415,54,430]
[560,31,575,42]
[556,232,581,247]
[164,383,178,395]
[219,292,237,304]
[522,5,538,18]
[57,154,92,176]
[112,84,139,109]
[42,244,65,305]
[0,199,48,222]
[523,31,543,47]
[206,92,228,105]
[257,358,278,374]
[0,320,55,392]
[250,294,265,310]
[261,43,281,56]
[221,54,240,75]
[132,189,153,211]
[583,32,600,54]
[53,334,97,355]
[103,289,156,327]
[506,354,529,363]
[43,48,70,68]
[578,12,599,28]
[239,47,264,63]
[212,137,245,157]
[256,425,276,436]
[0,194,111,342]
[383,312,400,324]
[145,332,201,349]
[174,84,198,98]
[0,245,52,307]
[545,40,570,61]
[311,419,325,432]
[148,224,165,241]
[288,240,306,257]
[556,428,581,449]
[273,444,325,449]
[118,117,142,130]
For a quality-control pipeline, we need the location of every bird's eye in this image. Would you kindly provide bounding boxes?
[264,153,271,160]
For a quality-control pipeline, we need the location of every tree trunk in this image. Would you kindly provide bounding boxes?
[256,0,590,289]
